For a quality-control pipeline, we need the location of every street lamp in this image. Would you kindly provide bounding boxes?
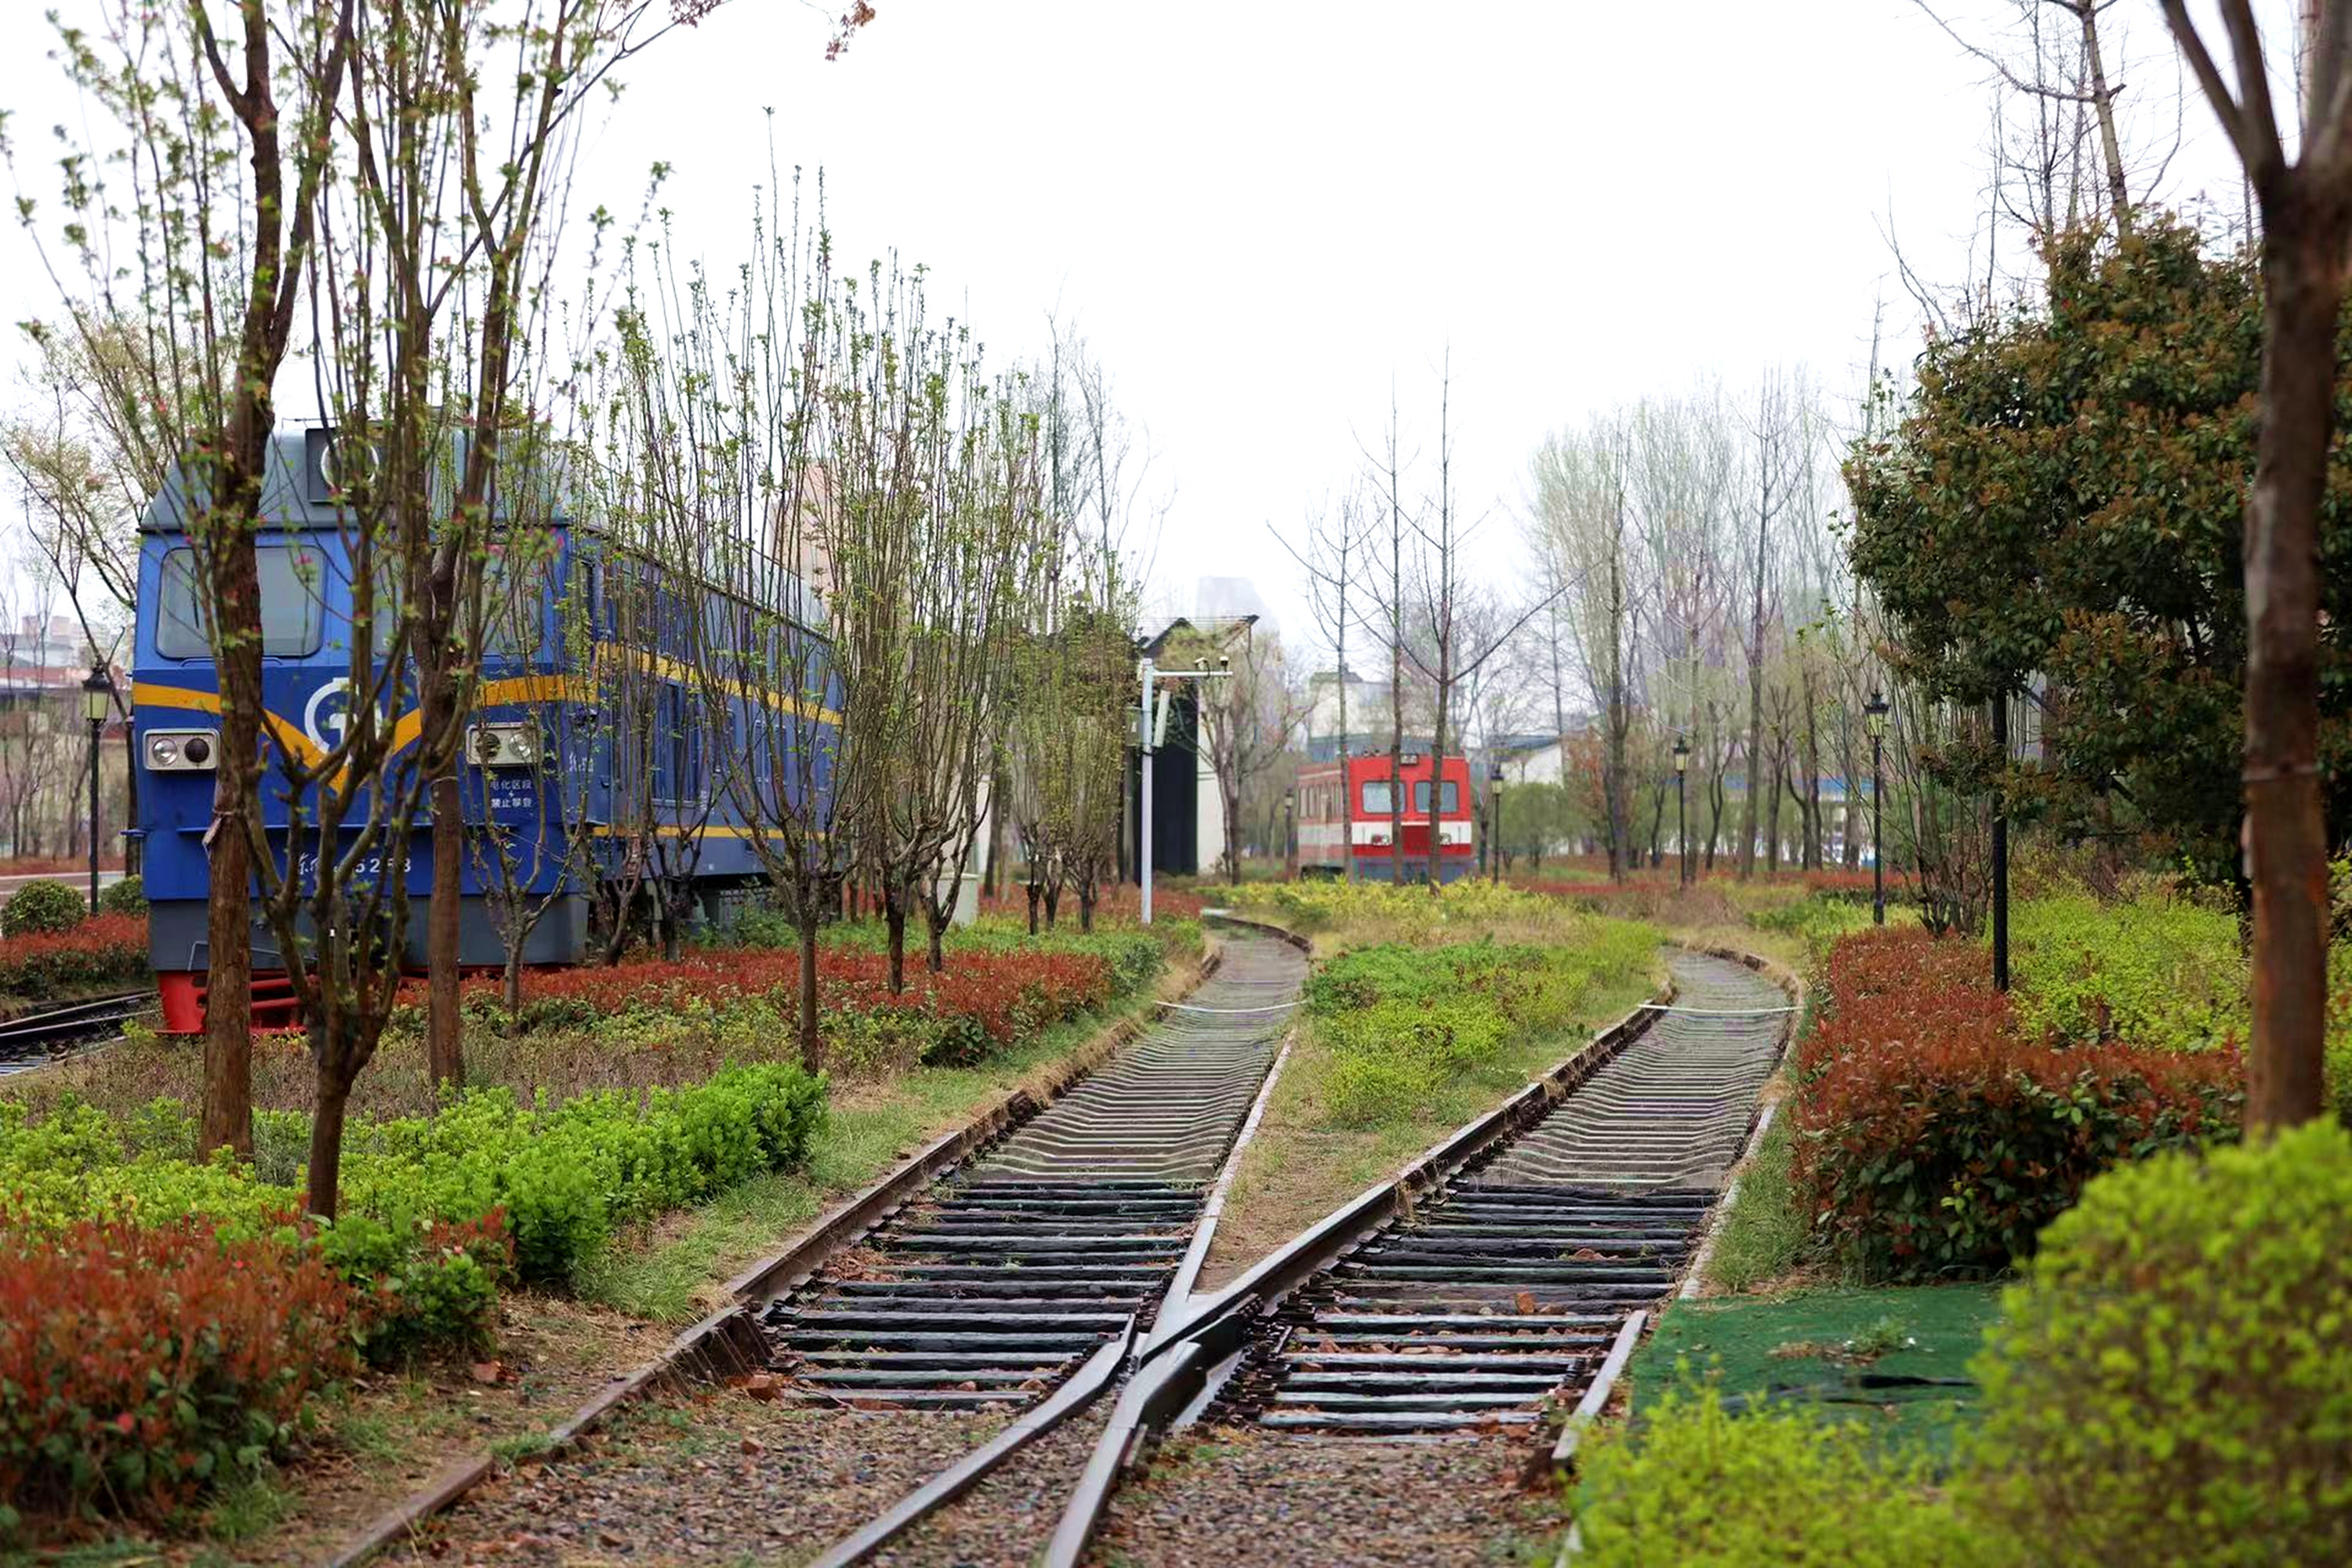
[1865,689,1889,926]
[1283,787,1296,880]
[82,663,113,915]
[1671,735,1690,887]
[1488,763,1505,886]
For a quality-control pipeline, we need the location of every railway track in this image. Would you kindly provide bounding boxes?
[799,946,1792,1568]
[0,990,155,1073]
[760,931,1304,1417]
[374,937,1790,1567]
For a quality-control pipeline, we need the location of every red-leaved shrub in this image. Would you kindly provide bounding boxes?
[0,913,147,1000]
[0,1218,355,1526]
[1791,927,2243,1278]
[437,945,1116,1059]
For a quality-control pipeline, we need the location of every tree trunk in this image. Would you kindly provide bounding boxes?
[503,947,524,1024]
[2079,1,2132,233]
[1026,879,1040,935]
[1225,788,1242,886]
[199,796,256,1158]
[1739,451,1770,878]
[796,905,822,1073]
[1389,655,1404,888]
[2241,189,2336,1132]
[426,706,465,1091]
[199,533,264,1160]
[884,890,907,994]
[1765,742,1786,875]
[304,1049,354,1221]
[1044,882,1060,930]
[1080,885,1095,932]
[924,900,946,975]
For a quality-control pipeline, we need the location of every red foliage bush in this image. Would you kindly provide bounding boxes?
[444,944,1116,1054]
[0,1218,355,1525]
[1792,927,2243,1278]
[0,913,147,1000]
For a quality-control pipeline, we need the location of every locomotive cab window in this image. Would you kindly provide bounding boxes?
[1361,780,1394,815]
[157,546,325,659]
[1413,781,1461,813]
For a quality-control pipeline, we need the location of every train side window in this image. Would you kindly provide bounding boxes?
[1361,780,1392,815]
[157,546,325,659]
[1410,781,1463,814]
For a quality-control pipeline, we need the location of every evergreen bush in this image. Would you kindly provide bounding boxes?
[96,875,145,916]
[1966,1120,2352,1566]
[0,879,86,938]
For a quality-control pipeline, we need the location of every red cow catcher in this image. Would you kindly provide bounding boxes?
[1294,753,1476,883]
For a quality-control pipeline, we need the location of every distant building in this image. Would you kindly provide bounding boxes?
[1131,616,1258,878]
[1302,665,1431,761]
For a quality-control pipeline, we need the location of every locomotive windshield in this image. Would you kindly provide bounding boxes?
[1414,780,1461,813]
[154,546,327,659]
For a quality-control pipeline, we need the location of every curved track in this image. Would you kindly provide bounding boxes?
[0,990,155,1075]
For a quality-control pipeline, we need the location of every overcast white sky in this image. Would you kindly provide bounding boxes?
[0,0,2290,652]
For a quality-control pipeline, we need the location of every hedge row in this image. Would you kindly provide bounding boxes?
[1791,927,2242,1277]
[3,1062,826,1294]
[445,942,1120,1069]
[0,912,147,999]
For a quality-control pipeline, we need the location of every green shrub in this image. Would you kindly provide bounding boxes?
[2009,891,2245,1051]
[1,878,86,937]
[1965,1120,2352,1566]
[96,875,145,916]
[0,1103,508,1364]
[1571,1384,2004,1567]
[1750,891,1878,963]
[339,1060,828,1283]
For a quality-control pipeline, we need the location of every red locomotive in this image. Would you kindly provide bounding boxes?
[1294,753,1476,883]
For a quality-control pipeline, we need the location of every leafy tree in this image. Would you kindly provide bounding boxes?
[1847,216,2349,895]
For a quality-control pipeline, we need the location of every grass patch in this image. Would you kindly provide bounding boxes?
[1630,1284,2005,1462]
[1702,1111,1810,1292]
[1203,938,1660,1290]
[201,1470,296,1541]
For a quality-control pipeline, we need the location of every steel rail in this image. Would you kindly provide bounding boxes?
[1038,945,1799,1568]
[0,989,157,1066]
[1036,982,1679,1568]
[325,935,1276,1568]
[780,920,1307,1566]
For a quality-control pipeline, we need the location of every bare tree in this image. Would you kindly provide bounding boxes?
[11,0,358,1159]
[1737,374,1806,879]
[1272,494,1365,878]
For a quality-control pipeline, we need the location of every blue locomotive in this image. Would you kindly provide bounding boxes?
[132,429,837,1031]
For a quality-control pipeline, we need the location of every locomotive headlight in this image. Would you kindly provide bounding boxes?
[145,729,220,771]
[469,723,540,770]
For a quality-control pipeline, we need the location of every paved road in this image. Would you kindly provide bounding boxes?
[0,869,128,904]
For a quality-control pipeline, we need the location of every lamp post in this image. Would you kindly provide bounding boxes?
[1671,735,1690,887]
[1283,787,1295,880]
[1488,764,1505,886]
[82,663,113,915]
[1865,690,1889,926]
